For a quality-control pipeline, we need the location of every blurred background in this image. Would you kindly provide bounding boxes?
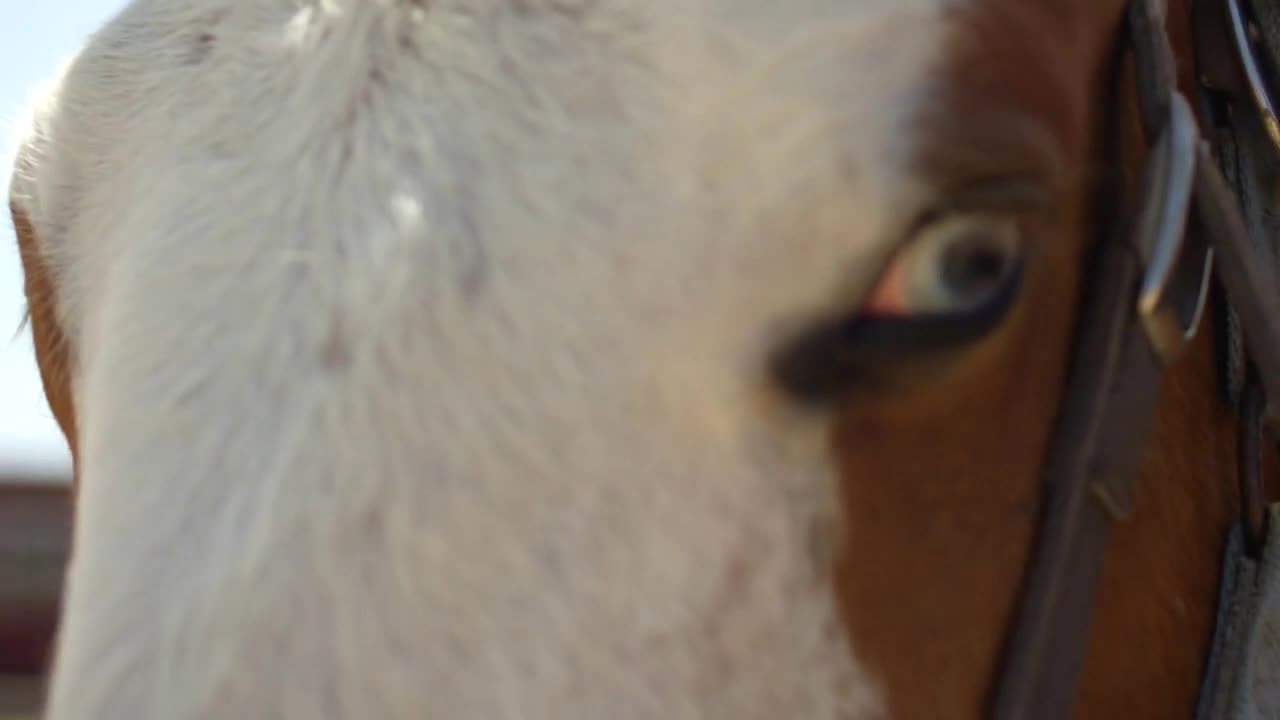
[0,2,126,485]
[2,2,126,716]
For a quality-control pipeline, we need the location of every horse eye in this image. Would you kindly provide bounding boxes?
[770,213,1026,404]
[863,214,1023,318]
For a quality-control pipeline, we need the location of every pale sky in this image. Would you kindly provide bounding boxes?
[1,1,127,478]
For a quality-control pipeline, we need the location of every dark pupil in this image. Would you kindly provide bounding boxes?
[941,236,1010,302]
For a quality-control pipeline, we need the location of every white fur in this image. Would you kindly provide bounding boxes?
[10,0,955,717]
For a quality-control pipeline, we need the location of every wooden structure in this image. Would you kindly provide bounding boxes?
[0,482,70,675]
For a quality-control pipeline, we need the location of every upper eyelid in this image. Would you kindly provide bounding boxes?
[907,175,1053,236]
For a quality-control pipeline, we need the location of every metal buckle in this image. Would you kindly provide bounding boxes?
[1226,0,1280,152]
[1136,93,1215,364]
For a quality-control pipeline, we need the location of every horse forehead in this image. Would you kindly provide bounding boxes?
[25,0,1111,260]
[8,0,980,368]
[14,0,1115,242]
[37,0,957,192]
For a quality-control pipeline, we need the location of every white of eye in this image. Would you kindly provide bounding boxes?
[893,213,1024,315]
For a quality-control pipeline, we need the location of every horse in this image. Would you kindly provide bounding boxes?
[9,0,1280,717]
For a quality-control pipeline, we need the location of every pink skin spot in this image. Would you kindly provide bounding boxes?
[862,260,908,317]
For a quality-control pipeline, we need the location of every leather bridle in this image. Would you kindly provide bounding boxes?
[987,0,1280,716]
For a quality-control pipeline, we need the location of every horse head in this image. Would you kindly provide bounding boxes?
[10,0,1271,717]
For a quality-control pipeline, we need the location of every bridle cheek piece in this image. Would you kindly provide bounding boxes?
[987,0,1280,717]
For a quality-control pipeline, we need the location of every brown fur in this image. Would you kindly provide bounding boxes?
[12,204,77,482]
[830,4,1117,716]
[830,1,1268,717]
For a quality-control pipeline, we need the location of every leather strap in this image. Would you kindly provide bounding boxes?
[1196,140,1280,407]
[990,0,1280,715]
[987,201,1165,719]
[988,4,1179,715]
[988,10,1173,711]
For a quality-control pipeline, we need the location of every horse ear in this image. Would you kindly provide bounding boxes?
[11,202,78,479]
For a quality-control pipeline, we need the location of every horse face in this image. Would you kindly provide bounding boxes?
[10,0,1124,717]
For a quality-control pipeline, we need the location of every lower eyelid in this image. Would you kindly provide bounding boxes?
[770,261,1025,403]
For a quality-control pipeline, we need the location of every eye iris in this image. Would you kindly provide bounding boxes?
[939,234,1013,307]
